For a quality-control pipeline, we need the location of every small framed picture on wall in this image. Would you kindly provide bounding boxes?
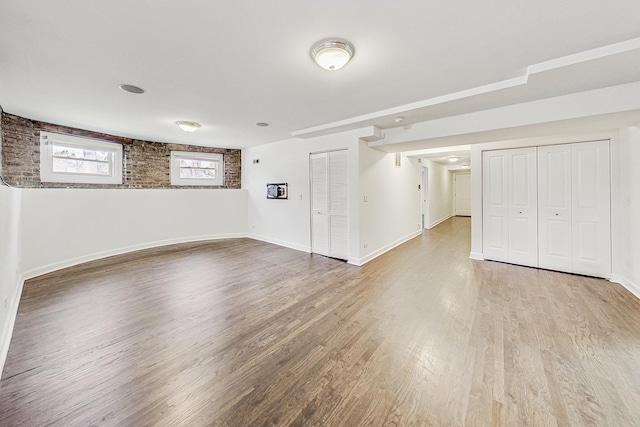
[266,183,288,199]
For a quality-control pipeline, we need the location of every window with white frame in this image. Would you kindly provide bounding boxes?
[40,131,123,184]
[170,151,224,186]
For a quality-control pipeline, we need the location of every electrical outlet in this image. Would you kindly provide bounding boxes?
[363,195,368,202]
[363,242,368,249]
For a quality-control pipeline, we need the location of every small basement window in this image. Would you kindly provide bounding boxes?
[170,151,224,186]
[40,131,123,184]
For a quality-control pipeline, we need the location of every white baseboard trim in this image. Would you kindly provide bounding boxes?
[469,252,484,260]
[246,234,311,254]
[0,275,25,380]
[427,214,452,230]
[610,274,640,300]
[350,230,422,266]
[22,233,248,281]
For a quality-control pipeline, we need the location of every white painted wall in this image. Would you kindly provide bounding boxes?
[0,185,23,372]
[359,143,422,264]
[242,130,361,262]
[243,129,424,266]
[469,128,640,297]
[422,159,453,229]
[613,126,640,297]
[20,189,248,277]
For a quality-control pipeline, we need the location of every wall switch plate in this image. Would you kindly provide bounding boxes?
[363,195,368,202]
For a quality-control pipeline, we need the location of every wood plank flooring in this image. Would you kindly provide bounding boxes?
[2,217,640,426]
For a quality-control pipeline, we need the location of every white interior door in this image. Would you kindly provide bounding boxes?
[328,150,349,260]
[538,144,572,273]
[310,153,329,257]
[454,173,471,216]
[507,148,538,267]
[483,151,509,262]
[310,150,349,261]
[571,140,610,277]
[483,147,537,267]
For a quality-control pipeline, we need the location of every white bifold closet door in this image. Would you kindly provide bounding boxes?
[538,141,610,277]
[310,150,349,261]
[482,147,538,267]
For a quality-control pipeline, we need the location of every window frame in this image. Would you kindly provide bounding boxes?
[39,131,123,185]
[170,151,224,187]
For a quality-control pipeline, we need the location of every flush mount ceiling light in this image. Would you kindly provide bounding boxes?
[461,165,470,169]
[310,39,355,71]
[448,157,460,163]
[118,84,145,94]
[176,121,201,132]
[394,116,405,124]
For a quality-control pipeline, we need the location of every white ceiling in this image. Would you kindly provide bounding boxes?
[1,1,640,149]
[408,146,471,171]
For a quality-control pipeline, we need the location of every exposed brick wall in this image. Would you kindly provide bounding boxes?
[0,112,241,189]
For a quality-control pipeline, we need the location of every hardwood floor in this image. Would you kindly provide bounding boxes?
[2,217,640,426]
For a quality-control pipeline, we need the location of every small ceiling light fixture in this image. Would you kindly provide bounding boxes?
[310,39,355,71]
[256,122,270,127]
[448,157,460,163]
[119,84,145,94]
[176,121,201,132]
[394,116,405,124]
[461,165,470,169]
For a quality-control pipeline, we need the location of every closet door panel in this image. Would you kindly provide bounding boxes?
[571,141,610,277]
[310,153,329,257]
[482,152,509,262]
[538,145,572,273]
[328,150,349,260]
[508,148,537,267]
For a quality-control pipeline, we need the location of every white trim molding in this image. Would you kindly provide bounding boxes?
[610,275,640,300]
[350,230,421,266]
[427,214,452,230]
[0,275,25,380]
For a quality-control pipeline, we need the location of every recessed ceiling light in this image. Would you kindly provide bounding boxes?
[394,116,405,123]
[176,121,201,132]
[119,84,145,94]
[310,39,355,71]
[256,122,270,127]
[448,157,460,163]
[461,165,470,169]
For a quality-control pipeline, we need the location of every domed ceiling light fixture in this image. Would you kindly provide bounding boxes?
[176,121,201,132]
[310,39,355,71]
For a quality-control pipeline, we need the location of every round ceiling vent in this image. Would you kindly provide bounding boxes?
[119,84,146,94]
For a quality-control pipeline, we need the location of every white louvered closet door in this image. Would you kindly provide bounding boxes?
[310,153,329,257]
[310,150,349,260]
